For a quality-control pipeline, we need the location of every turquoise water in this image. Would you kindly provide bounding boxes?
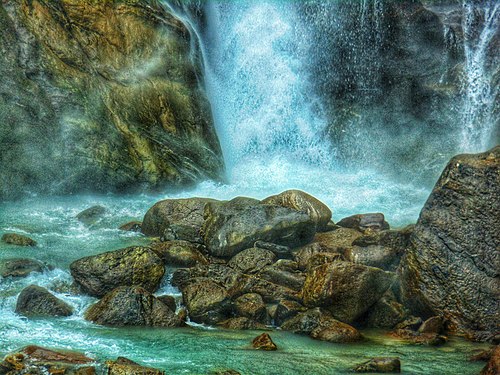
[0,193,490,374]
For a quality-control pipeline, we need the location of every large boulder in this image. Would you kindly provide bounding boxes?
[400,147,500,335]
[142,198,217,242]
[70,246,164,297]
[261,190,332,231]
[302,261,395,323]
[85,286,182,327]
[15,285,73,317]
[1,233,36,247]
[0,258,45,278]
[202,198,316,258]
[0,1,223,199]
[150,240,207,267]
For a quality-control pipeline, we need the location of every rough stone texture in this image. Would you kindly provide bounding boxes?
[418,316,444,334]
[354,357,401,373]
[157,295,177,312]
[337,213,389,232]
[15,285,73,317]
[203,198,316,258]
[0,0,223,199]
[228,247,276,274]
[150,240,207,267]
[400,147,500,335]
[362,291,407,329]
[294,242,344,271]
[233,293,268,323]
[274,300,307,327]
[252,333,277,351]
[106,357,164,375]
[258,265,305,291]
[70,246,164,297]
[310,319,362,343]
[85,286,181,327]
[1,233,36,246]
[219,317,266,330]
[302,261,395,323]
[481,345,500,375]
[261,190,332,231]
[312,228,363,253]
[0,258,45,278]
[142,198,217,242]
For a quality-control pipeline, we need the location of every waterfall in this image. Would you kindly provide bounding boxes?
[461,0,499,152]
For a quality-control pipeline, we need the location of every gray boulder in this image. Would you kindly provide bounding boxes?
[16,285,73,317]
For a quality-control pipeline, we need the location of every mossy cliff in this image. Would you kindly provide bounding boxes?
[0,0,223,199]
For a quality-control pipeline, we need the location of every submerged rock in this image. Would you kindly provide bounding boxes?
[252,333,277,351]
[302,261,395,323]
[261,190,332,231]
[0,258,45,278]
[1,233,36,247]
[70,246,164,297]
[119,221,142,232]
[202,198,316,258]
[76,206,107,225]
[142,198,217,243]
[354,357,401,373]
[400,146,500,336]
[85,286,182,327]
[15,285,73,317]
[150,240,208,267]
[106,357,164,375]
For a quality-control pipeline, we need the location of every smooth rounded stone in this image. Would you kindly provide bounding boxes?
[234,293,268,323]
[337,213,390,232]
[252,333,277,351]
[85,286,181,327]
[261,190,332,231]
[354,357,401,373]
[118,221,142,232]
[258,265,305,291]
[312,227,364,252]
[182,278,232,325]
[157,295,177,312]
[219,317,267,330]
[202,198,317,258]
[228,247,276,274]
[418,316,444,334]
[294,242,344,271]
[70,246,164,298]
[141,198,217,243]
[0,258,45,278]
[302,261,395,323]
[1,233,36,247]
[106,357,164,375]
[363,291,407,329]
[253,241,291,257]
[481,345,500,375]
[150,240,208,267]
[15,285,73,317]
[274,300,307,327]
[310,319,363,343]
[76,205,107,225]
[400,147,500,336]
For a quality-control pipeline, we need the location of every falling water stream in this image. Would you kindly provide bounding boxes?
[0,1,498,373]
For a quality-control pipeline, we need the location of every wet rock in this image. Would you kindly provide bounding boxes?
[76,206,107,225]
[0,258,45,278]
[418,316,444,334]
[305,252,344,273]
[258,265,305,291]
[480,345,500,375]
[70,246,164,297]
[85,286,181,327]
[400,147,500,336]
[157,295,177,312]
[261,190,332,231]
[362,291,407,329]
[293,242,344,271]
[119,221,142,232]
[469,348,494,362]
[252,333,277,351]
[142,198,218,243]
[302,261,395,323]
[337,213,389,232]
[253,241,291,257]
[312,227,363,252]
[232,274,301,304]
[391,329,448,346]
[233,293,268,323]
[1,233,36,247]
[395,316,423,331]
[208,369,241,375]
[182,278,231,325]
[15,285,73,317]
[106,357,164,375]
[354,357,401,373]
[228,247,276,274]
[274,300,307,327]
[219,317,267,330]
[202,198,316,258]
[310,319,362,343]
[172,263,244,291]
[150,240,208,267]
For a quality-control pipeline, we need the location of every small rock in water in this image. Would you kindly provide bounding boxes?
[15,285,73,317]
[354,357,401,373]
[0,258,45,278]
[119,221,142,232]
[106,357,165,375]
[76,205,107,225]
[252,333,277,351]
[1,233,37,247]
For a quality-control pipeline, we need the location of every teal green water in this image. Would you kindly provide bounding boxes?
[0,194,489,374]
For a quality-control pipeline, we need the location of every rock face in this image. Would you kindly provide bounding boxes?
[302,261,394,323]
[400,147,500,335]
[202,198,317,258]
[70,246,164,297]
[0,0,223,199]
[15,285,73,317]
[1,233,36,247]
[142,198,217,242]
[85,286,181,327]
